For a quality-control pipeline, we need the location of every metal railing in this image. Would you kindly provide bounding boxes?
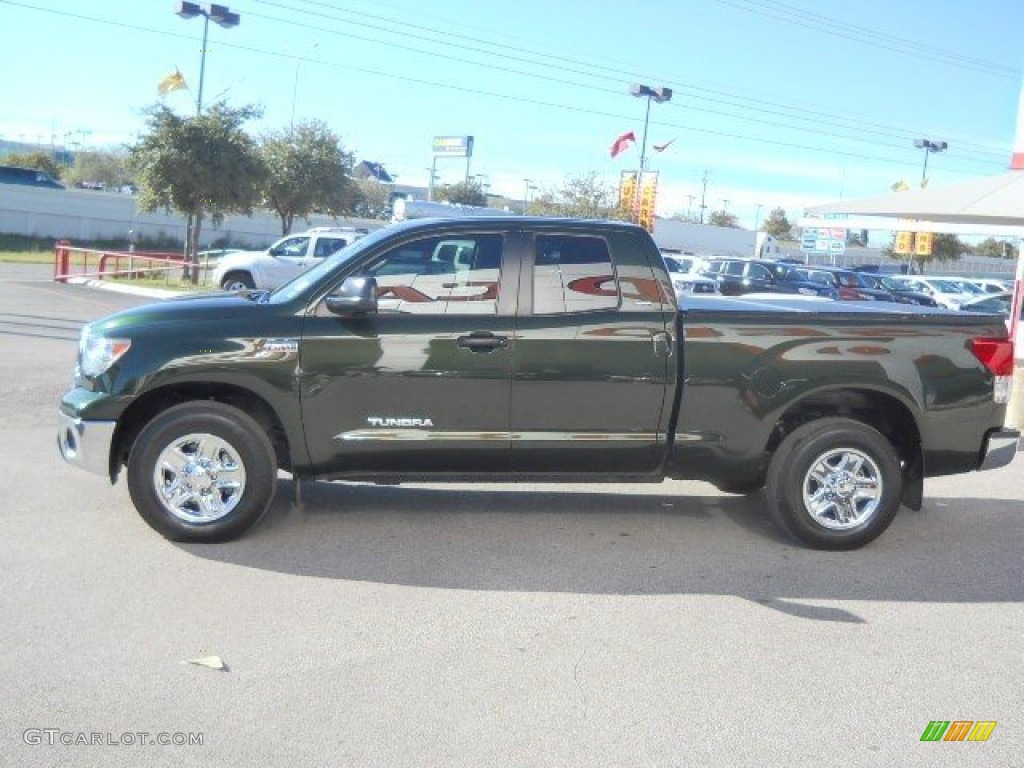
[53,240,218,286]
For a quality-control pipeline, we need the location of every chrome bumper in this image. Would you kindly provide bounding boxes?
[57,411,116,477]
[979,428,1020,472]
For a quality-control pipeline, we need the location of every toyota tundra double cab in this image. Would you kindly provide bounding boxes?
[59,217,1018,549]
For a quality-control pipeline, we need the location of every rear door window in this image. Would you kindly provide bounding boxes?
[533,234,619,314]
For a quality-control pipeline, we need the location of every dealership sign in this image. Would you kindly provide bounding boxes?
[432,136,474,157]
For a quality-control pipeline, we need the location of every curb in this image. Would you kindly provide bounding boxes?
[64,277,194,300]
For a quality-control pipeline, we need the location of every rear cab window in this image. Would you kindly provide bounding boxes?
[532,234,620,314]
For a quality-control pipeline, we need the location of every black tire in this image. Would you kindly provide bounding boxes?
[127,402,277,542]
[765,418,903,550]
[221,271,255,291]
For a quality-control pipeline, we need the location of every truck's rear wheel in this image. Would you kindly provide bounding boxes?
[766,418,902,550]
[127,402,276,542]
[221,271,254,291]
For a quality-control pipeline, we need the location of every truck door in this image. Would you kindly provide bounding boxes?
[298,231,516,474]
[265,235,311,288]
[509,230,675,474]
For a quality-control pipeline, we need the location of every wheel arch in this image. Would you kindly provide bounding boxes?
[110,382,294,481]
[220,268,256,289]
[765,386,923,510]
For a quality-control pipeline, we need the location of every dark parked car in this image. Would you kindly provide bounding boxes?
[702,257,838,298]
[857,273,939,307]
[795,266,896,301]
[0,164,65,189]
[960,292,1013,316]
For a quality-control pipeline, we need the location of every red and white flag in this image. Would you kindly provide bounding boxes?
[653,138,676,153]
[610,131,636,158]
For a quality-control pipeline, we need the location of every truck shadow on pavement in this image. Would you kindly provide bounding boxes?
[179,480,1024,611]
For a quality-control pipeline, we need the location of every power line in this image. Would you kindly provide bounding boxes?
[284,0,1016,158]
[272,0,1010,162]
[254,0,1008,165]
[0,0,1009,178]
[715,0,1019,79]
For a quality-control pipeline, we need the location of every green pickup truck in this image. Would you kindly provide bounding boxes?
[58,217,1019,549]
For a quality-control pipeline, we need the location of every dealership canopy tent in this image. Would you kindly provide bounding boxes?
[805,85,1024,231]
[804,169,1024,229]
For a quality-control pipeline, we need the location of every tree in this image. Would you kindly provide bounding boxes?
[762,207,791,239]
[350,178,392,219]
[708,209,739,228]
[931,233,971,265]
[63,149,133,190]
[435,179,488,207]
[260,120,354,234]
[4,150,61,178]
[530,172,622,218]
[974,237,1018,260]
[130,103,264,279]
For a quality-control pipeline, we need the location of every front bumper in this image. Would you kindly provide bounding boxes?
[979,428,1020,471]
[57,411,116,477]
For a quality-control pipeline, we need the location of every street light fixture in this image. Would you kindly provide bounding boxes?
[175,2,241,116]
[629,84,672,173]
[913,138,947,187]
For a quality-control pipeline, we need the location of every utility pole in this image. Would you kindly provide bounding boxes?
[699,170,709,224]
[685,194,695,221]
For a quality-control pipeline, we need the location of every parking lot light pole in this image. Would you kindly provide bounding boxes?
[914,138,948,187]
[175,2,241,116]
[629,84,672,172]
[174,2,240,281]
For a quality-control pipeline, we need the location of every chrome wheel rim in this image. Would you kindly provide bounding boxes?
[153,433,247,524]
[802,448,882,530]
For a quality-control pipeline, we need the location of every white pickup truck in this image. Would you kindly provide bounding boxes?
[213,227,368,291]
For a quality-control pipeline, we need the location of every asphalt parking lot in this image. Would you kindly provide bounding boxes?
[1,265,1022,767]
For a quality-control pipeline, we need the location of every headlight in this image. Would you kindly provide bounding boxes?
[79,327,131,378]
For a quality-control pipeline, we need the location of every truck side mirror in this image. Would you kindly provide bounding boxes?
[325,276,378,316]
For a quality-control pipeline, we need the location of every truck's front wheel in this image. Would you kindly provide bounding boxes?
[221,272,255,291]
[127,402,277,542]
[766,418,902,550]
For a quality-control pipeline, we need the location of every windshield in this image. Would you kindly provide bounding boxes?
[769,263,801,281]
[879,277,904,291]
[800,269,832,285]
[952,280,984,294]
[267,226,395,303]
[928,279,961,292]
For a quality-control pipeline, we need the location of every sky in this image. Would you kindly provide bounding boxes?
[2,0,1024,229]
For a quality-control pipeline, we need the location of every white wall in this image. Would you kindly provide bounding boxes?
[0,185,384,248]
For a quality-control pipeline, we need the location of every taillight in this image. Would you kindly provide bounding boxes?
[971,338,1014,376]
